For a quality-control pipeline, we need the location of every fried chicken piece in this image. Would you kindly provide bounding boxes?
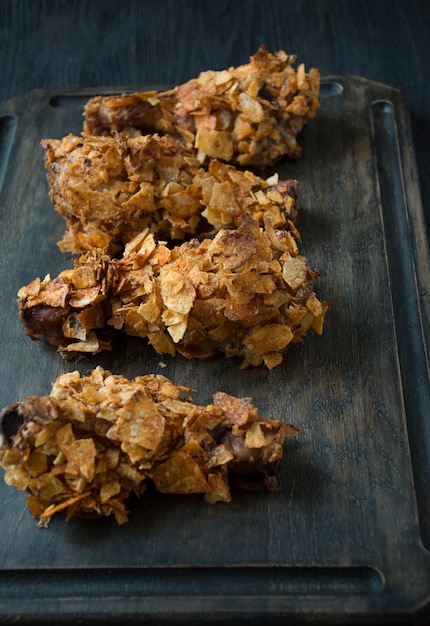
[17,215,327,369]
[42,132,202,255]
[0,367,300,526]
[83,45,320,169]
[41,132,299,255]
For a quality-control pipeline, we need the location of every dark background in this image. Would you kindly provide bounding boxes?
[1,0,430,240]
[1,2,430,625]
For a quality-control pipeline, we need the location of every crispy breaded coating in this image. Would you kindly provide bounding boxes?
[83,45,320,169]
[41,132,299,255]
[42,132,202,255]
[0,367,300,526]
[17,215,327,369]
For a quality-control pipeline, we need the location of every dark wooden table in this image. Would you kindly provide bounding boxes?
[1,1,430,625]
[2,0,430,240]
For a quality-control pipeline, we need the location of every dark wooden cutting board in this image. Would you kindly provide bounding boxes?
[0,77,429,624]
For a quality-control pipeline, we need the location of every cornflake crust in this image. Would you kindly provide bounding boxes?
[83,45,320,170]
[41,131,299,255]
[18,215,328,369]
[0,367,300,526]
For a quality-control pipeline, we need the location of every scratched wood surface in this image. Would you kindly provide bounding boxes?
[1,2,430,625]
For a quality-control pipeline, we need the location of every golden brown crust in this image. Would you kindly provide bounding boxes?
[83,45,320,169]
[0,367,300,525]
[41,132,299,255]
[41,132,202,255]
[17,215,327,369]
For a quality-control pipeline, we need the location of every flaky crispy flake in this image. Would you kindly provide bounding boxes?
[41,132,201,255]
[18,215,327,369]
[41,132,299,255]
[0,367,299,525]
[83,45,320,169]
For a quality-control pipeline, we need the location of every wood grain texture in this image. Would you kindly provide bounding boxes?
[0,76,429,625]
[1,0,430,242]
[1,2,430,624]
